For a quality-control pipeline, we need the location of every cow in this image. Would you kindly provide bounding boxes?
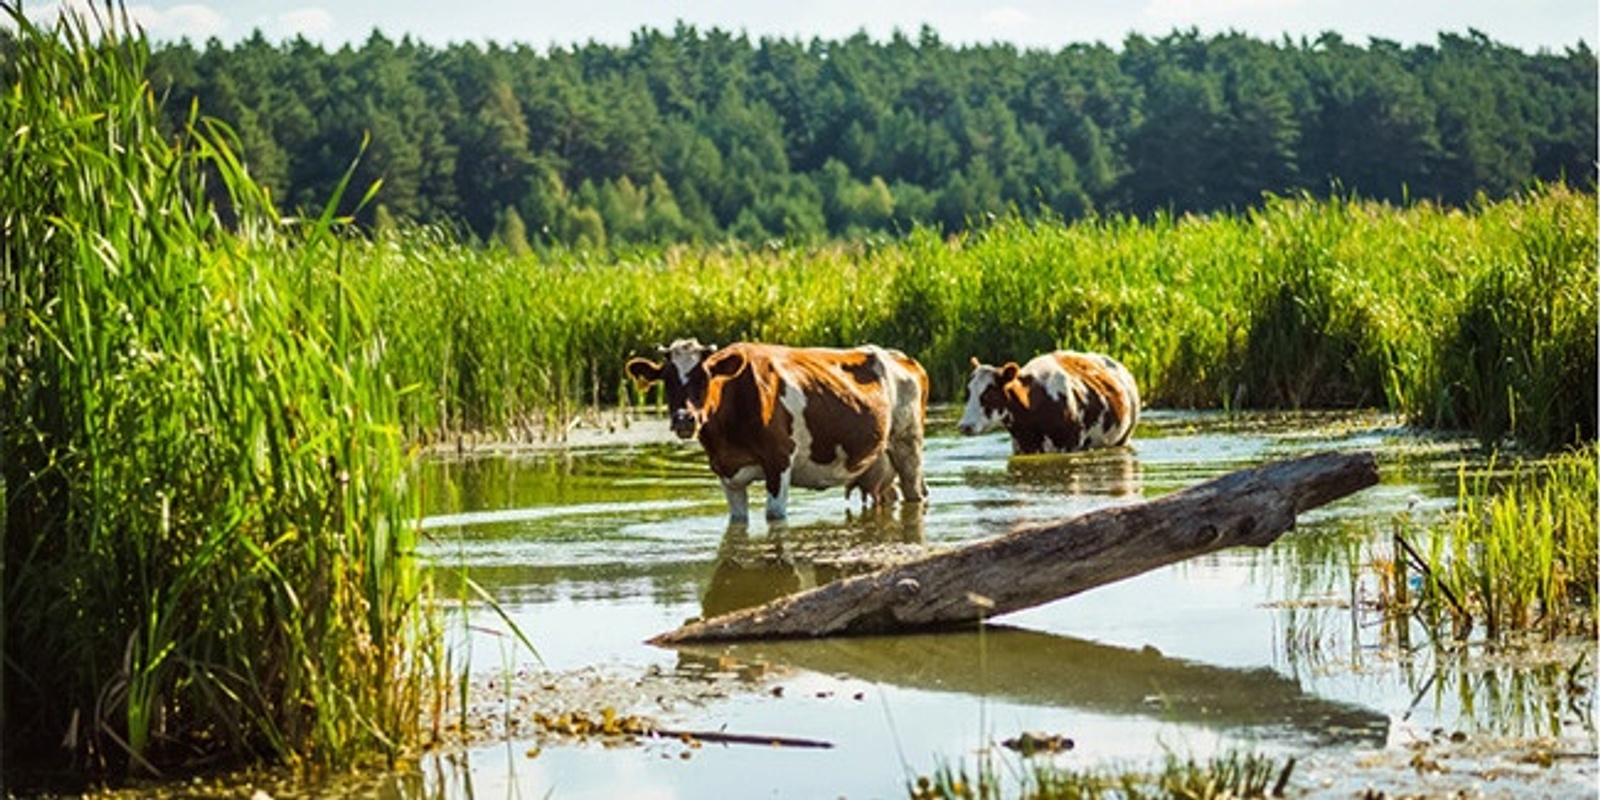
[958,351,1140,455]
[625,339,928,522]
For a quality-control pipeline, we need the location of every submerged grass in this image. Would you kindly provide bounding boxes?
[2,3,440,788]
[908,749,1294,800]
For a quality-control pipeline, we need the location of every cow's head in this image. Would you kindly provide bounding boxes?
[625,338,718,439]
[957,357,1019,436]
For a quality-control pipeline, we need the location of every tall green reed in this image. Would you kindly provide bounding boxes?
[351,187,1593,453]
[1423,188,1598,451]
[1389,447,1597,641]
[2,3,438,785]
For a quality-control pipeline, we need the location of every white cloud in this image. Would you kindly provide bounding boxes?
[130,3,229,40]
[982,7,1032,27]
[275,7,334,40]
[1143,0,1301,22]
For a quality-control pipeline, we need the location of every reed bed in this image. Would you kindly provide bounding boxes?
[355,188,1595,452]
[1386,446,1598,642]
[2,5,439,787]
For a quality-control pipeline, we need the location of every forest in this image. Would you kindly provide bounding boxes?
[140,24,1598,248]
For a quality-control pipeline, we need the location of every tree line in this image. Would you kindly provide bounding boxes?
[137,24,1596,248]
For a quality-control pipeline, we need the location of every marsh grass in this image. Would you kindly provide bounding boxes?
[1380,446,1598,642]
[349,188,1594,452]
[2,3,439,786]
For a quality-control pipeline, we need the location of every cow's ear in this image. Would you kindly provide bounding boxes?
[707,349,745,378]
[625,358,664,389]
[998,362,1020,383]
[969,356,981,370]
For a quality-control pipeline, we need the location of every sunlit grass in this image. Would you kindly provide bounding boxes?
[2,4,441,785]
[1381,446,1597,642]
[349,188,1595,453]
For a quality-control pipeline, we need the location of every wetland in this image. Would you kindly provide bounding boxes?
[400,408,1596,799]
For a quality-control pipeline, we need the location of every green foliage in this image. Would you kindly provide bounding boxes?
[1423,188,1598,449]
[144,26,1598,244]
[344,186,1594,455]
[1396,446,1598,641]
[1,5,438,784]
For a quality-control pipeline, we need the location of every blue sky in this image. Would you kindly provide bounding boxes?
[23,0,1598,52]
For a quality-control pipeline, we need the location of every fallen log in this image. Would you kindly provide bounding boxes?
[650,450,1379,644]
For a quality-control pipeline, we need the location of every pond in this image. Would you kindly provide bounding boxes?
[411,409,1596,799]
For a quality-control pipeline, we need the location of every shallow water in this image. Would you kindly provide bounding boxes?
[413,409,1596,798]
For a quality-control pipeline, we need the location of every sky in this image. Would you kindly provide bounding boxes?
[19,0,1599,53]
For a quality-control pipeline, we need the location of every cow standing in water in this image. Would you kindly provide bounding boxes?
[958,351,1140,454]
[625,339,928,522]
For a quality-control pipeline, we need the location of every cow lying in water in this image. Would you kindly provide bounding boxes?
[626,339,928,522]
[958,351,1140,454]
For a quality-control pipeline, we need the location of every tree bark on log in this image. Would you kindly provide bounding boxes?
[650,450,1379,644]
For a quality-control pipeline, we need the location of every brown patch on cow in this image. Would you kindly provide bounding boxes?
[698,344,890,480]
[784,349,889,473]
[1017,376,1083,452]
[992,362,1023,416]
[837,351,886,385]
[1053,352,1131,444]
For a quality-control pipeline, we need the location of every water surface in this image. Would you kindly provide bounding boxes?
[414,409,1594,798]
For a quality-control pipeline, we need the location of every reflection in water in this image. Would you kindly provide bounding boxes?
[671,626,1390,748]
[1398,642,1596,741]
[702,504,928,618]
[1003,446,1144,498]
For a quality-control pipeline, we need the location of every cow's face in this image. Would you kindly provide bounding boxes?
[957,357,1018,436]
[625,338,718,439]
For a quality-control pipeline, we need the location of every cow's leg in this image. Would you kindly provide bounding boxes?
[763,466,792,521]
[721,476,752,523]
[889,448,928,502]
[848,455,898,507]
[889,435,927,504]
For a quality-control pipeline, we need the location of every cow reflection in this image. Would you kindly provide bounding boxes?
[701,504,926,619]
[1005,446,1143,497]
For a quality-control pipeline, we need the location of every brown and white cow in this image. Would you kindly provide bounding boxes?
[625,339,928,522]
[958,351,1140,455]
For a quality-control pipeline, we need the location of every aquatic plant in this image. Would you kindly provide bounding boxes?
[1385,446,1598,641]
[908,749,1294,799]
[1,3,439,786]
[1420,188,1599,451]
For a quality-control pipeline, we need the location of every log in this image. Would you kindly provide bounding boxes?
[650,450,1379,644]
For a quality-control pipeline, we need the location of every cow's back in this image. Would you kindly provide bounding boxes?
[1015,350,1139,452]
[701,343,892,486]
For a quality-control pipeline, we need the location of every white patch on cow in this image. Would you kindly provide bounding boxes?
[779,380,863,490]
[1029,355,1073,404]
[957,367,1006,435]
[665,338,709,383]
[720,465,764,523]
